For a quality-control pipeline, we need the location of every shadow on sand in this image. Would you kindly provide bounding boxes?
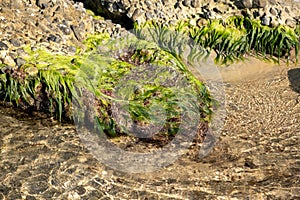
[288,68,300,94]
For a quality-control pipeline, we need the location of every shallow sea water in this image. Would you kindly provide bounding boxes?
[0,58,299,199]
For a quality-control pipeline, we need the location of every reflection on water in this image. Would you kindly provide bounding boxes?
[218,58,282,83]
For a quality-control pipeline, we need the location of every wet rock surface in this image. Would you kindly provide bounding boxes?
[76,0,300,27]
[0,0,299,68]
[0,62,299,199]
[0,0,127,67]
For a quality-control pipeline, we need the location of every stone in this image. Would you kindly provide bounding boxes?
[252,0,267,8]
[268,0,277,5]
[162,0,171,5]
[70,25,82,41]
[10,0,24,9]
[261,15,271,26]
[183,0,191,7]
[25,195,36,200]
[131,8,143,22]
[47,34,61,43]
[14,58,26,67]
[191,0,201,8]
[145,12,154,20]
[3,55,16,66]
[36,0,48,9]
[285,18,296,28]
[58,24,71,35]
[67,46,77,54]
[0,42,9,50]
[270,18,279,27]
[197,18,208,26]
[9,38,20,47]
[189,19,197,26]
[269,7,277,16]
[235,0,252,9]
[25,66,39,76]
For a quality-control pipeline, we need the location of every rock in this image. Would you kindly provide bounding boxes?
[269,7,277,16]
[252,10,260,19]
[25,66,39,76]
[197,18,208,26]
[285,18,296,28]
[58,24,71,35]
[3,55,16,67]
[201,7,213,19]
[10,0,24,9]
[16,48,28,57]
[189,19,197,26]
[241,9,252,18]
[261,15,271,26]
[47,34,61,43]
[36,0,48,9]
[70,25,82,41]
[0,42,9,50]
[145,12,154,20]
[9,38,21,47]
[252,0,268,8]
[131,9,143,22]
[270,18,279,27]
[162,0,171,5]
[235,0,252,9]
[183,0,191,7]
[268,0,277,5]
[15,58,26,67]
[191,0,201,8]
[67,46,77,54]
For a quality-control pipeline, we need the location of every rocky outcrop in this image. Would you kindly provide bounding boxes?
[0,0,299,68]
[0,0,88,67]
[75,0,300,28]
[0,0,126,68]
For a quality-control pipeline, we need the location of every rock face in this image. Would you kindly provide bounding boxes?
[0,0,299,68]
[235,0,268,8]
[74,0,300,28]
[0,0,127,68]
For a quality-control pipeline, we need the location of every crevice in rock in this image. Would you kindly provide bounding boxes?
[74,0,134,30]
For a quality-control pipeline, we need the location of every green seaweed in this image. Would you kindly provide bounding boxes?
[0,31,212,138]
[136,16,299,64]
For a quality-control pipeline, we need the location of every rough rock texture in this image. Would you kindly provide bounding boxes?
[75,0,300,27]
[0,0,299,68]
[0,0,126,68]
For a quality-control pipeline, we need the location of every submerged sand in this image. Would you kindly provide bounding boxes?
[0,58,299,199]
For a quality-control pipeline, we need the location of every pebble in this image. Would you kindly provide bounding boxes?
[261,15,271,26]
[14,57,26,67]
[0,41,8,50]
[285,18,296,28]
[191,0,201,8]
[70,25,82,41]
[183,0,191,7]
[36,0,48,9]
[47,34,61,43]
[25,66,39,76]
[9,38,21,47]
[269,7,277,16]
[67,46,77,54]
